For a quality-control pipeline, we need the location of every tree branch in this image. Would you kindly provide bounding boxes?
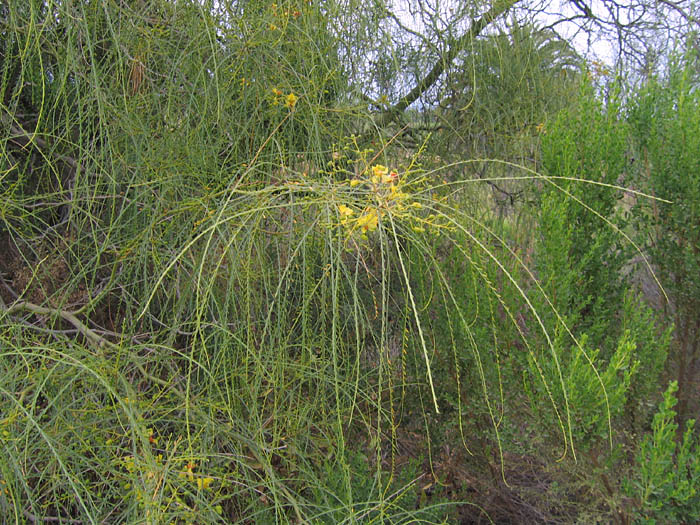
[2,300,175,389]
[377,0,519,127]
[3,300,114,350]
[2,113,78,170]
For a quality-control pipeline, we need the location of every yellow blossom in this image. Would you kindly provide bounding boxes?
[356,209,378,232]
[182,462,196,481]
[196,477,214,490]
[272,87,283,96]
[371,164,388,181]
[388,185,407,200]
[372,165,388,176]
[349,179,362,187]
[285,92,298,109]
[338,204,354,218]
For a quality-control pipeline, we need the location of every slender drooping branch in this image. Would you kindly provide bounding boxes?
[2,300,174,389]
[2,113,79,170]
[3,300,116,350]
[378,0,519,127]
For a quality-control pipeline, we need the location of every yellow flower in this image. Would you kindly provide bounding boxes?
[388,185,407,200]
[372,165,387,176]
[349,179,362,187]
[272,87,283,96]
[371,164,388,181]
[183,462,196,481]
[338,204,354,218]
[196,477,214,490]
[356,209,378,232]
[285,92,298,109]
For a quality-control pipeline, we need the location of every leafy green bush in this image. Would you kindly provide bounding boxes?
[629,49,700,421]
[523,79,668,451]
[626,381,700,524]
[538,80,629,350]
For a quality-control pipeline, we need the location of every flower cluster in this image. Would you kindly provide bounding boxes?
[179,460,215,490]
[270,3,302,19]
[338,164,423,237]
[270,88,298,109]
[285,92,298,109]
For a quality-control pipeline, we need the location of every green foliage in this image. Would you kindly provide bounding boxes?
[538,79,630,350]
[619,292,672,428]
[563,332,638,442]
[0,1,695,523]
[629,53,700,310]
[309,451,454,524]
[628,47,700,419]
[626,381,700,524]
[524,79,670,451]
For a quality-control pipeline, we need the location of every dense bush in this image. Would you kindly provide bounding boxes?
[629,52,700,422]
[625,381,700,524]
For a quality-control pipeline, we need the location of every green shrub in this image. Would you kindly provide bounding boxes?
[524,79,668,450]
[628,48,700,421]
[626,381,700,524]
[538,80,630,351]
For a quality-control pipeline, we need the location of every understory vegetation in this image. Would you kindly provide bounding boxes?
[1,0,699,523]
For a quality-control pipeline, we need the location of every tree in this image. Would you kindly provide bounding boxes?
[340,0,698,131]
[434,21,581,161]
